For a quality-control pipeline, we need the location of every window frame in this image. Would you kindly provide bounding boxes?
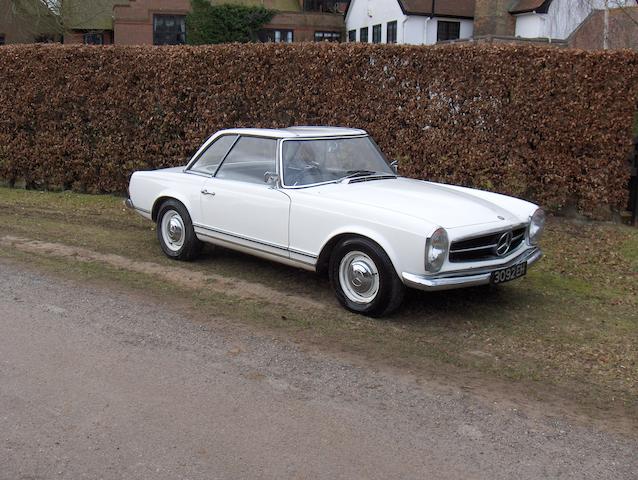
[386,21,397,44]
[314,31,341,42]
[372,24,381,44]
[213,135,279,185]
[359,26,368,43]
[348,29,356,42]
[258,29,294,43]
[279,134,391,189]
[153,14,186,45]
[84,32,104,45]
[186,134,239,177]
[436,20,461,42]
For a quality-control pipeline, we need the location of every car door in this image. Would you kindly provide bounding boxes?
[197,136,291,258]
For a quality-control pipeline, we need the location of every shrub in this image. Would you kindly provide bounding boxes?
[0,43,636,217]
[186,1,275,44]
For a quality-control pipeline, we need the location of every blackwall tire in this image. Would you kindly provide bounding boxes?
[329,237,404,317]
[156,199,202,261]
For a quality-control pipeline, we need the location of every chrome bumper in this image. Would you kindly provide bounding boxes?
[124,198,134,210]
[402,247,542,292]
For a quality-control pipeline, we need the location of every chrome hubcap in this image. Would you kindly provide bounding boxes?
[339,251,379,304]
[161,210,185,252]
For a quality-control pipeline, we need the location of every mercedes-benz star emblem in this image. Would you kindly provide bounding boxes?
[495,231,513,257]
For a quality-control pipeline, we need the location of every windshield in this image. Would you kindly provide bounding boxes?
[282,136,394,187]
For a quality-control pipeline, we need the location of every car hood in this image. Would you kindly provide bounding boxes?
[309,177,528,229]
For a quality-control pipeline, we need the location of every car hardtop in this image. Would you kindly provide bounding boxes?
[214,126,368,140]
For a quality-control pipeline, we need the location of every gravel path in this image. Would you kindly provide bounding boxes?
[1,259,636,479]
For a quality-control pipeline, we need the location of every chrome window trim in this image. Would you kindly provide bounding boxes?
[212,134,279,182]
[185,134,239,175]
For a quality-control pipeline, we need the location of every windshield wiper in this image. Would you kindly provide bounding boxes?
[340,170,396,182]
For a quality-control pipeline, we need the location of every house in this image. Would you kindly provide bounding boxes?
[344,0,475,44]
[0,0,346,46]
[474,0,638,48]
[113,0,347,45]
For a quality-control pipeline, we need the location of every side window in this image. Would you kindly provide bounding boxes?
[189,135,237,175]
[216,136,277,185]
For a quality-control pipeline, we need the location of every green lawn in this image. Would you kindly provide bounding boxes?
[1,186,636,426]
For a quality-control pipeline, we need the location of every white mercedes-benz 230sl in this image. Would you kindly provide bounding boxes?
[127,126,544,316]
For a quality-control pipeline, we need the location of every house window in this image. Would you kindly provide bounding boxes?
[258,29,294,43]
[84,32,104,45]
[314,31,340,42]
[386,21,397,43]
[372,24,381,43]
[303,0,345,12]
[359,27,368,43]
[348,29,356,42]
[153,15,186,45]
[436,21,460,42]
[35,35,55,43]
[0,34,5,45]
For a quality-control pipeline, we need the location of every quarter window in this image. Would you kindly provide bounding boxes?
[153,15,186,45]
[189,135,238,175]
[372,24,381,43]
[386,21,397,43]
[436,21,460,42]
[216,136,277,185]
[359,27,368,43]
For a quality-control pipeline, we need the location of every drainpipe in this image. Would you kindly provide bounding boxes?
[603,5,609,50]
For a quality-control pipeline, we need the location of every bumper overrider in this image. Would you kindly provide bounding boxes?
[402,247,542,292]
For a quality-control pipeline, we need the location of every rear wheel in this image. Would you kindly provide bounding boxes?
[329,237,404,317]
[156,199,201,261]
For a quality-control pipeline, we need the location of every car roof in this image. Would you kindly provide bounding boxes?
[215,126,368,139]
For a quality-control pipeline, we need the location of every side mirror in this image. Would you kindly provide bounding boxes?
[264,171,280,187]
[390,160,398,174]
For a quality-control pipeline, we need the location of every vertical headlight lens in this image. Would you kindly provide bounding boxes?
[527,208,546,245]
[426,227,449,273]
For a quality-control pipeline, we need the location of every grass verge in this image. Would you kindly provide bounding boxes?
[1,186,637,428]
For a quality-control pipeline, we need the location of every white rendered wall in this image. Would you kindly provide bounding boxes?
[515,0,617,40]
[345,0,407,43]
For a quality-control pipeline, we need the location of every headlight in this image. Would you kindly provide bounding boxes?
[527,208,546,245]
[426,227,449,273]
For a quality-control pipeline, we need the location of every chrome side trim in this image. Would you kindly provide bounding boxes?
[403,248,542,292]
[193,224,318,262]
[194,223,288,252]
[195,230,316,270]
[135,206,151,214]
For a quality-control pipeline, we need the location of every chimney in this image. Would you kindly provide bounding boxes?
[473,0,517,36]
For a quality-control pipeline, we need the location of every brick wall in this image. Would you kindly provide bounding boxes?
[569,7,638,50]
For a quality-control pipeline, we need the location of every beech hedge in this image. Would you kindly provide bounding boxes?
[1,43,637,217]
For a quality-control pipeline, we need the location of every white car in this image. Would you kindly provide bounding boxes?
[127,127,544,316]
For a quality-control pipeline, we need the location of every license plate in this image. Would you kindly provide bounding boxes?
[491,262,527,284]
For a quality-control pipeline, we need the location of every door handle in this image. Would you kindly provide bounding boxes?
[201,189,215,196]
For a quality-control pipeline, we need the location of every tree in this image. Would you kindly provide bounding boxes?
[6,0,124,39]
[186,0,276,44]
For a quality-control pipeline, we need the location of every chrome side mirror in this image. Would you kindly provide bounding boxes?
[264,171,280,187]
[390,160,398,174]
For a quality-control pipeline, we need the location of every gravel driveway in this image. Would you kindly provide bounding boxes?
[1,259,636,480]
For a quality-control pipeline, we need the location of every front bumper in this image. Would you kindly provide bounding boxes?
[402,247,542,292]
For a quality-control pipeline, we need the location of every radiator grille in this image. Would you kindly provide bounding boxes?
[449,227,526,263]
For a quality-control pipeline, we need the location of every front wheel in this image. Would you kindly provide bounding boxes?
[329,237,404,317]
[156,199,201,261]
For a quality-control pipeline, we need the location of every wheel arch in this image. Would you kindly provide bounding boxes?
[151,193,191,222]
[315,230,400,278]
